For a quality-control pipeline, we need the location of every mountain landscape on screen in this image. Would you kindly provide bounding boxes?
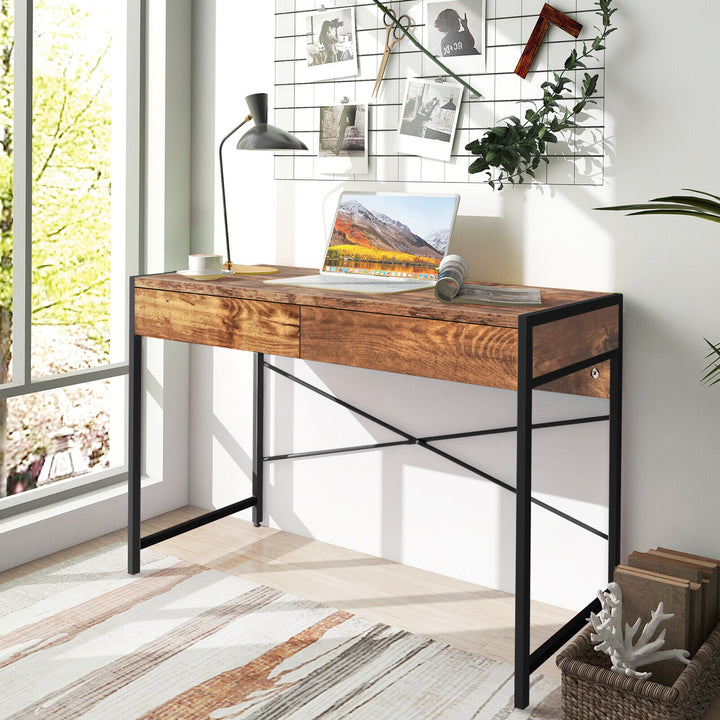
[331,199,444,260]
[424,228,450,253]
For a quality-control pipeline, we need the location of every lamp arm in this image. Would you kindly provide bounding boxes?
[219,114,253,270]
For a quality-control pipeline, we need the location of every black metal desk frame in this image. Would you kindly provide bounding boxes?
[128,277,622,710]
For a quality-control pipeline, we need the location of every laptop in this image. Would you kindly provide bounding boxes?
[264,191,460,293]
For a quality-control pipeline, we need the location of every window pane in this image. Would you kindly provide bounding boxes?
[31,0,114,377]
[0,3,13,386]
[2,377,118,497]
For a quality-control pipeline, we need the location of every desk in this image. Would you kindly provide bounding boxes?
[128,266,622,709]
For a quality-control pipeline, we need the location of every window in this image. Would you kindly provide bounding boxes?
[0,0,142,512]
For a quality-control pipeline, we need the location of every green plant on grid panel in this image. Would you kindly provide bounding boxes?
[598,189,720,386]
[466,0,615,188]
[371,0,616,190]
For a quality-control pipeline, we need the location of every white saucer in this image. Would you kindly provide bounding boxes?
[177,268,224,280]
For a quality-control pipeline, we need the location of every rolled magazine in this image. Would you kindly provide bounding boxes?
[435,255,542,306]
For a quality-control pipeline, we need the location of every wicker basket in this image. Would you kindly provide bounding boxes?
[556,623,720,720]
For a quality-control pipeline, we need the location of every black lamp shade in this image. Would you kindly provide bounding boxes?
[237,93,308,151]
[236,124,307,150]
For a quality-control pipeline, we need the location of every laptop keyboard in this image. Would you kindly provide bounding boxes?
[316,275,430,285]
[264,274,435,294]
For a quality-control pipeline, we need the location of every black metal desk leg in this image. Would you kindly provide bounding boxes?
[252,352,265,527]
[128,282,142,575]
[608,346,622,580]
[514,316,533,709]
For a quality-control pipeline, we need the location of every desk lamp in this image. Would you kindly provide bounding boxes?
[219,92,307,271]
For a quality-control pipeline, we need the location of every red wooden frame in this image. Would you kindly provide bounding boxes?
[514,3,582,79]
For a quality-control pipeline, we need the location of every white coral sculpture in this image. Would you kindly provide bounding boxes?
[589,581,691,680]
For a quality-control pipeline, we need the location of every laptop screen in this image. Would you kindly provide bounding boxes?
[321,192,460,281]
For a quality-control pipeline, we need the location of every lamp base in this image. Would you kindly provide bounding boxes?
[223,263,280,275]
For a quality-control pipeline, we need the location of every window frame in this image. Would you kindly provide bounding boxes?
[0,0,145,518]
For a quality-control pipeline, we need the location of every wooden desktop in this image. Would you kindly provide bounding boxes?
[128,266,622,708]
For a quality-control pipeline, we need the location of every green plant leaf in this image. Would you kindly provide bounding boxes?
[564,49,578,69]
[701,339,720,386]
[598,202,708,212]
[623,210,720,223]
[583,74,599,96]
[597,199,720,222]
[683,188,720,203]
[651,195,720,215]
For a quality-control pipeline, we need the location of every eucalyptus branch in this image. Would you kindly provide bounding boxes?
[370,0,481,98]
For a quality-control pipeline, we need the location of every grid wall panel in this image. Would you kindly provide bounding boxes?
[274,0,606,186]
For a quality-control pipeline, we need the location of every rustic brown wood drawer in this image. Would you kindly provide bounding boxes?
[134,288,300,357]
[532,304,620,378]
[300,306,518,388]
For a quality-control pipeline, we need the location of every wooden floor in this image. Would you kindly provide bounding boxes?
[142,507,576,680]
[5,505,720,718]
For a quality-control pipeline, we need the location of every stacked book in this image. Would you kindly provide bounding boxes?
[613,547,720,685]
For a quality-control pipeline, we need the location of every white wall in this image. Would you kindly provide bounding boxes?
[188,1,720,610]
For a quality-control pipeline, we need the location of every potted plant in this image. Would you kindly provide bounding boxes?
[598,189,720,385]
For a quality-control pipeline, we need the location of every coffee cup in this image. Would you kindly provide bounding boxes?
[188,254,223,275]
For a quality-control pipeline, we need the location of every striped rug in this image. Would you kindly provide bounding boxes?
[0,545,561,719]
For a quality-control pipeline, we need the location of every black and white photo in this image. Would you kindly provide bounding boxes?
[318,103,368,175]
[426,0,486,73]
[397,79,463,161]
[305,8,358,80]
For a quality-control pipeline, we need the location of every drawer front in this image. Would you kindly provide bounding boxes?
[541,359,611,399]
[134,288,300,357]
[301,307,518,389]
[532,305,619,379]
